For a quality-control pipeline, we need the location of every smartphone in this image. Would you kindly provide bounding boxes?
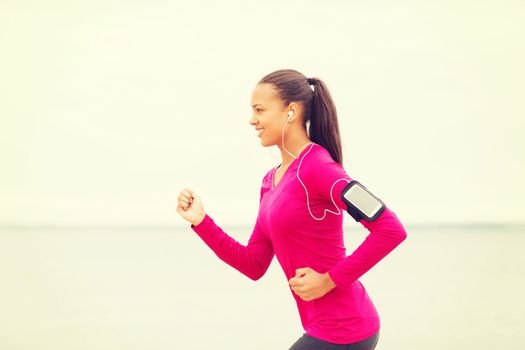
[341,181,385,221]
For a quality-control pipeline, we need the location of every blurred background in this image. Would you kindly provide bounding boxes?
[1,0,523,349]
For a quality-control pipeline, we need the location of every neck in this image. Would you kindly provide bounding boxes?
[278,134,312,167]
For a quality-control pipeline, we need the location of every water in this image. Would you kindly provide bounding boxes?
[0,225,523,350]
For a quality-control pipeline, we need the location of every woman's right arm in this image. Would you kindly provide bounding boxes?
[190,215,275,281]
[177,186,275,281]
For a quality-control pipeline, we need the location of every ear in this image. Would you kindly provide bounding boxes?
[286,102,300,122]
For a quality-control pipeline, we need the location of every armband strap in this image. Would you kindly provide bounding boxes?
[340,180,385,222]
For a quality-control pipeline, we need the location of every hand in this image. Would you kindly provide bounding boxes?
[176,187,205,226]
[288,267,337,301]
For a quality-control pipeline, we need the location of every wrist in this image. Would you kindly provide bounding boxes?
[324,272,337,290]
[191,213,206,226]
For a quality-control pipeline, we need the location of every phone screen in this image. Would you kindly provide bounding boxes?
[343,183,383,218]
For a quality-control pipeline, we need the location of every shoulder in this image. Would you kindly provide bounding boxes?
[261,168,272,186]
[258,166,275,201]
[298,143,352,194]
[299,143,336,172]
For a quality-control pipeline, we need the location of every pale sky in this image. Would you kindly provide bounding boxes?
[1,0,523,226]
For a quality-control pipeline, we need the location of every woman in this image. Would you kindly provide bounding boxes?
[176,69,407,350]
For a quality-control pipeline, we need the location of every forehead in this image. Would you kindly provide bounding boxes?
[251,83,282,106]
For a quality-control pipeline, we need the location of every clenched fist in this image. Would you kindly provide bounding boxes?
[288,267,337,301]
[176,187,206,226]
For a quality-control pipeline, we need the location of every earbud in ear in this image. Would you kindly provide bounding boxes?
[288,111,294,117]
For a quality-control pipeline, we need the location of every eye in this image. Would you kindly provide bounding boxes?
[256,108,264,113]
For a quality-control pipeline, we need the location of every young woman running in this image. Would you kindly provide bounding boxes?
[177,69,407,350]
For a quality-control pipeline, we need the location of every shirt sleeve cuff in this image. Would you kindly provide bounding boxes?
[327,268,345,289]
[190,214,211,230]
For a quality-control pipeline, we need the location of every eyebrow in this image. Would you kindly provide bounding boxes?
[252,104,264,108]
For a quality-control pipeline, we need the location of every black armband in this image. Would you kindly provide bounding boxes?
[340,180,385,222]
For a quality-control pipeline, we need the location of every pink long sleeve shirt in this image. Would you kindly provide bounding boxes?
[190,143,407,344]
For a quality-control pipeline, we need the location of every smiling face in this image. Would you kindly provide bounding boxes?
[249,83,289,147]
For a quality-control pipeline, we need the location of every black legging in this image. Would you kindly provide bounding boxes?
[288,330,379,350]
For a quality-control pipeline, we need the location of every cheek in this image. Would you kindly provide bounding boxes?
[263,126,279,141]
[264,117,281,135]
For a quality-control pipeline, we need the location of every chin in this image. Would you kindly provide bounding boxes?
[260,138,276,148]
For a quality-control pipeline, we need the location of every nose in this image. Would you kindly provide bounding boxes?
[249,114,258,126]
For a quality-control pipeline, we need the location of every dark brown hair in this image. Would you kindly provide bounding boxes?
[258,69,343,165]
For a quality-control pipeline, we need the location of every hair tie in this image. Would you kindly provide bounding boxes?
[307,77,316,85]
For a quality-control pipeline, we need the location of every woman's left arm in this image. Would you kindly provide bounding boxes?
[326,206,407,289]
[306,152,408,289]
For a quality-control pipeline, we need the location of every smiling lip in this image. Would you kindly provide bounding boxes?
[256,129,264,137]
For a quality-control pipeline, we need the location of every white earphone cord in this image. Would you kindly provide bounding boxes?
[282,111,298,160]
[282,111,350,221]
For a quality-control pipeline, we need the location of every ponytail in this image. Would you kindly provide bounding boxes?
[307,77,343,165]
